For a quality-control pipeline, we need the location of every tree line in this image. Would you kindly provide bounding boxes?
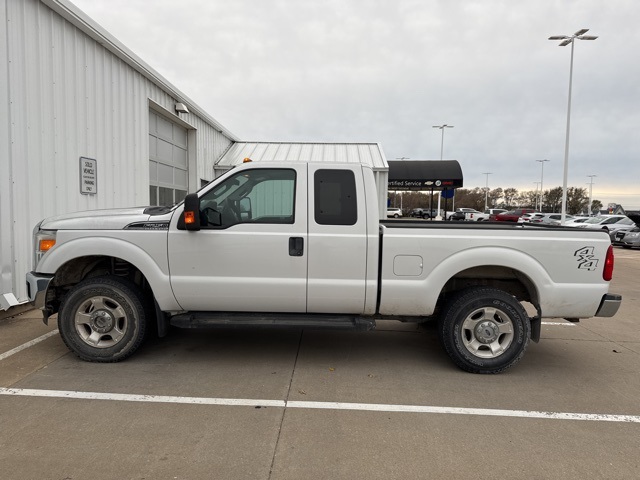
[389,187,603,215]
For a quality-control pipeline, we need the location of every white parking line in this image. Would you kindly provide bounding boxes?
[0,330,59,361]
[541,322,575,326]
[1,387,638,424]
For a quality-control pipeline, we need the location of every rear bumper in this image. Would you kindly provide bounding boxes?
[595,293,622,317]
[25,272,54,309]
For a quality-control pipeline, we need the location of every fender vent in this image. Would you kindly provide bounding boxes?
[113,259,130,277]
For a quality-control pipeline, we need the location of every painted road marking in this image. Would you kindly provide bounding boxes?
[0,330,59,361]
[0,387,638,424]
[542,322,575,326]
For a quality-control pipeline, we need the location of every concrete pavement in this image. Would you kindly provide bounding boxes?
[1,249,639,479]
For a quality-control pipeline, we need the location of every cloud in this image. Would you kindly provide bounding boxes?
[73,0,640,207]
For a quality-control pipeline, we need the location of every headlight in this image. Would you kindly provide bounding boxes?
[33,227,57,270]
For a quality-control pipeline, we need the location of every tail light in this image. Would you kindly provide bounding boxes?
[603,245,614,281]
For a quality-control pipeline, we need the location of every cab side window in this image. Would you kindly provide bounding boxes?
[314,169,357,226]
[200,169,296,228]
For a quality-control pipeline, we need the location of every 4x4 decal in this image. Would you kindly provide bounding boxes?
[574,246,599,271]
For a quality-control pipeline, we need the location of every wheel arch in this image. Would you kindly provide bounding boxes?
[427,247,546,328]
[38,236,181,315]
[440,264,539,306]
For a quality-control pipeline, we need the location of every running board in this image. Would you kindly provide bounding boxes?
[170,312,376,331]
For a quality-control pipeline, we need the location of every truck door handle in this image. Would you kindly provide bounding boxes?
[289,237,304,256]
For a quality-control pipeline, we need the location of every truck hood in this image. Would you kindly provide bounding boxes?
[40,206,175,230]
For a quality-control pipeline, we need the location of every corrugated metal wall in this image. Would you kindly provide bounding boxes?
[0,0,235,306]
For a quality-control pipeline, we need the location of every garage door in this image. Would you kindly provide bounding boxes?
[149,110,188,206]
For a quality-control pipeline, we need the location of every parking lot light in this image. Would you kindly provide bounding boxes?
[548,29,598,224]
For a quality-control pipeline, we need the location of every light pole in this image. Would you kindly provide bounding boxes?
[549,29,598,224]
[587,174,597,215]
[482,172,492,211]
[432,124,454,219]
[432,124,454,161]
[533,182,541,210]
[394,158,409,210]
[536,159,549,212]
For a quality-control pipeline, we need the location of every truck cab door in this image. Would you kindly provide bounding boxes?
[306,164,369,314]
[168,165,308,312]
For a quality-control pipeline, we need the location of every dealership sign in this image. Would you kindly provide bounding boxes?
[388,178,462,190]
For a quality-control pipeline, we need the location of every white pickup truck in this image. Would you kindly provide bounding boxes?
[26,161,621,373]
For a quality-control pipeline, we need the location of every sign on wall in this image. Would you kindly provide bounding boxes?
[80,157,97,194]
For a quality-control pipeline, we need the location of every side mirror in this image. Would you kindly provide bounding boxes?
[180,193,201,231]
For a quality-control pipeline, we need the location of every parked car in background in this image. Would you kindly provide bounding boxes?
[386,207,403,218]
[467,208,507,221]
[612,213,640,248]
[573,214,628,232]
[487,209,509,221]
[485,208,507,218]
[602,216,637,235]
[518,212,544,223]
[531,213,578,226]
[410,207,439,219]
[450,208,481,221]
[563,216,590,226]
[464,209,484,221]
[494,208,535,222]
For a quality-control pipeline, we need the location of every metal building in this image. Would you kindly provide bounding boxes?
[0,0,239,309]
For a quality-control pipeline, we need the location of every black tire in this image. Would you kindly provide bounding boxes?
[58,276,148,362]
[422,214,429,219]
[439,287,530,374]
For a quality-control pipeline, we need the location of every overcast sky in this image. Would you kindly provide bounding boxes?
[72,0,640,209]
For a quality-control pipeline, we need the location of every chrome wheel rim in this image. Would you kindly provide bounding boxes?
[461,306,514,358]
[74,296,128,348]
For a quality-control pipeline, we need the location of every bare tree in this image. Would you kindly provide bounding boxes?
[502,188,518,208]
[591,199,603,215]
[567,187,589,215]
[546,187,563,213]
[515,190,538,208]
[488,188,503,209]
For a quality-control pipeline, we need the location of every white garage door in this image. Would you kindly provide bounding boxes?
[149,111,188,206]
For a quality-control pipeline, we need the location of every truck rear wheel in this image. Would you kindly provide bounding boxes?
[439,287,530,374]
[58,276,147,362]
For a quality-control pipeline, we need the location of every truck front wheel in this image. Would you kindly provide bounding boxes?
[439,287,530,374]
[58,276,147,362]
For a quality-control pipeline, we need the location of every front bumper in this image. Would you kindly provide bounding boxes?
[595,293,622,317]
[25,272,54,310]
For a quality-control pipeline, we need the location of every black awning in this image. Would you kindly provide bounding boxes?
[388,160,463,190]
